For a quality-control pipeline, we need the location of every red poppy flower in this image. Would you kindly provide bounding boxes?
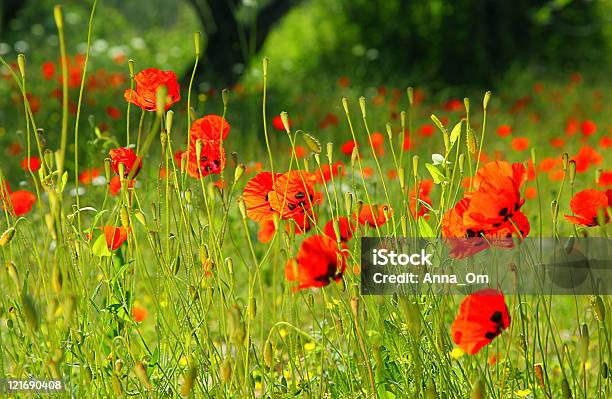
[189,115,230,143]
[581,120,597,136]
[598,171,612,187]
[180,140,225,179]
[565,118,579,136]
[319,112,339,129]
[272,114,290,131]
[109,147,142,178]
[418,124,434,137]
[341,140,358,156]
[550,138,565,148]
[409,179,433,218]
[323,217,355,243]
[564,189,610,227]
[369,132,385,155]
[102,226,129,251]
[20,156,41,173]
[257,219,276,243]
[572,145,602,173]
[268,171,322,224]
[338,76,350,87]
[444,98,463,112]
[1,190,36,216]
[511,137,529,151]
[109,175,135,196]
[42,61,55,80]
[356,204,392,227]
[8,142,22,156]
[525,186,537,199]
[599,136,611,149]
[106,106,121,120]
[79,168,100,185]
[451,289,511,355]
[243,172,281,223]
[316,161,345,184]
[285,234,347,290]
[294,145,306,158]
[496,125,512,137]
[124,68,180,112]
[132,305,148,323]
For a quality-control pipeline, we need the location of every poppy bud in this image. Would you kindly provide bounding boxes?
[591,295,606,322]
[134,209,146,226]
[52,265,62,294]
[280,112,290,132]
[237,196,247,219]
[341,97,349,115]
[463,97,470,114]
[551,200,559,220]
[263,340,273,369]
[470,378,485,399]
[400,111,406,127]
[156,85,168,117]
[181,365,197,396]
[120,207,130,230]
[128,59,134,79]
[248,297,257,320]
[344,192,353,215]
[6,261,20,292]
[358,97,366,118]
[350,296,359,319]
[413,155,419,177]
[562,153,569,171]
[53,5,64,29]
[234,163,245,182]
[326,142,333,163]
[568,160,576,185]
[350,147,359,169]
[385,123,393,141]
[483,91,491,110]
[103,158,112,182]
[134,361,152,390]
[561,378,572,398]
[220,358,232,383]
[111,373,123,396]
[220,89,229,109]
[466,126,476,154]
[407,87,414,106]
[262,57,269,77]
[313,153,320,166]
[194,31,201,57]
[534,363,545,388]
[578,323,589,362]
[17,54,25,78]
[165,110,174,134]
[0,227,15,247]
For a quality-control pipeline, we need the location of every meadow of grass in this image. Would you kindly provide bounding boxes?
[0,4,610,399]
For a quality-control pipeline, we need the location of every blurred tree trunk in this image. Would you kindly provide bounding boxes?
[184,0,298,89]
[0,0,26,36]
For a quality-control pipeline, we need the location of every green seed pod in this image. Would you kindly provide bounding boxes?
[104,158,112,182]
[262,57,269,76]
[470,378,485,399]
[53,5,64,29]
[483,91,491,110]
[412,155,419,177]
[407,87,414,106]
[128,59,134,78]
[602,362,608,379]
[466,127,476,154]
[181,365,197,396]
[344,192,353,216]
[568,160,576,185]
[134,210,146,226]
[341,97,349,115]
[578,323,589,362]
[120,206,130,230]
[263,341,273,369]
[350,146,359,169]
[398,167,406,190]
[17,54,26,78]
[234,163,245,182]
[280,112,291,132]
[463,97,470,114]
[358,96,367,118]
[166,110,174,134]
[591,296,606,322]
[220,358,232,383]
[237,196,247,219]
[134,361,152,390]
[0,227,15,247]
[248,297,257,320]
[221,88,229,108]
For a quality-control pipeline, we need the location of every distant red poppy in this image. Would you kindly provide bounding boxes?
[79,168,100,185]
[124,68,180,112]
[285,234,347,290]
[402,131,412,151]
[418,124,434,137]
[356,204,392,227]
[319,112,339,129]
[599,136,611,149]
[565,118,579,136]
[451,289,510,355]
[105,106,121,120]
[598,171,612,187]
[1,190,36,216]
[581,120,597,136]
[272,114,290,131]
[102,226,129,250]
[409,179,433,218]
[189,115,230,143]
[337,76,350,87]
[323,217,355,243]
[341,140,358,156]
[20,156,41,173]
[444,98,463,112]
[572,145,602,173]
[511,137,529,151]
[294,145,306,158]
[496,125,512,137]
[109,147,142,178]
[550,138,565,148]
[132,305,148,322]
[564,189,610,227]
[316,161,345,184]
[8,142,22,156]
[525,186,537,199]
[42,61,55,80]
[369,132,385,155]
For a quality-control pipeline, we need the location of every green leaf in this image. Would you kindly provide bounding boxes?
[425,163,445,184]
[450,120,462,147]
[417,218,434,238]
[91,234,111,257]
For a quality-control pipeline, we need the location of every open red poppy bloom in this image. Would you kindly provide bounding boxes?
[42,61,55,80]
[409,179,433,218]
[418,124,434,137]
[181,140,225,179]
[355,204,393,227]
[572,145,602,173]
[581,120,597,136]
[565,188,610,227]
[341,140,358,156]
[496,125,512,137]
[102,226,129,251]
[451,289,510,355]
[124,68,180,112]
[369,132,385,155]
[323,217,356,243]
[189,115,230,143]
[598,171,612,187]
[268,170,322,223]
[272,114,290,131]
[1,190,36,216]
[444,98,463,112]
[285,234,347,290]
[20,156,41,173]
[109,147,142,178]
[243,172,281,223]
